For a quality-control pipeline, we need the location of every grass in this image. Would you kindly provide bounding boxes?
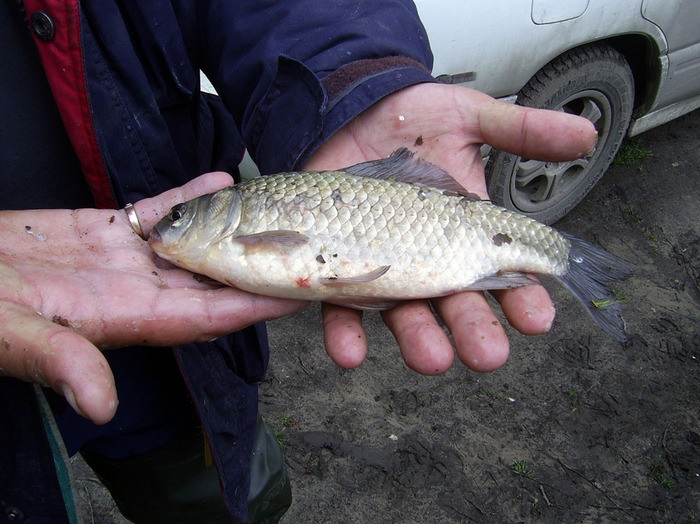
[625,204,661,247]
[567,387,583,412]
[591,289,627,310]
[271,425,288,451]
[268,415,298,451]
[612,138,653,167]
[511,460,537,480]
[649,461,676,489]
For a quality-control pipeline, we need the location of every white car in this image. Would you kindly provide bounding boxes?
[416,0,700,223]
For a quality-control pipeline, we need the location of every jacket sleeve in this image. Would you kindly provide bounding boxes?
[196,0,435,173]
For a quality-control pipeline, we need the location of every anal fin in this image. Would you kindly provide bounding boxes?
[466,271,538,291]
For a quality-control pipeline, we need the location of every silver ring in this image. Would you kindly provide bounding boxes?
[124,203,145,240]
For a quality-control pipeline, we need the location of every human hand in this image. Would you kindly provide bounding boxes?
[304,83,597,374]
[0,173,306,424]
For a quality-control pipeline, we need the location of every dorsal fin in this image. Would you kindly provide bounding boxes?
[343,148,481,200]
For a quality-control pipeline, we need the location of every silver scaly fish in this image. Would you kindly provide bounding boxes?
[149,149,634,340]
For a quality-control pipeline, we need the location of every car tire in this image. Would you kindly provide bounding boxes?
[486,43,634,224]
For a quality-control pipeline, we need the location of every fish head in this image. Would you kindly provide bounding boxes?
[149,187,242,269]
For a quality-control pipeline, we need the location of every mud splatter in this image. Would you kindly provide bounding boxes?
[52,316,71,328]
[492,233,513,246]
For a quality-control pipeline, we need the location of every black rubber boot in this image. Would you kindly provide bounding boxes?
[81,417,291,523]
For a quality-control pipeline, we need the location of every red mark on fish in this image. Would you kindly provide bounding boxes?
[296,276,311,288]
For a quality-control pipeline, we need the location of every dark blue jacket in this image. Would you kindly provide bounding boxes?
[1,1,434,521]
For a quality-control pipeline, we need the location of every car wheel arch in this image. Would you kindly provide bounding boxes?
[601,33,663,116]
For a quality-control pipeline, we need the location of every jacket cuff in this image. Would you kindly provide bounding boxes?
[248,56,435,174]
[321,56,430,103]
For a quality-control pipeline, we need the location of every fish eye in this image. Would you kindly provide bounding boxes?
[169,203,187,222]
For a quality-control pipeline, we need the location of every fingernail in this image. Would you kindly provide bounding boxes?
[585,131,599,156]
[546,305,557,331]
[59,383,86,418]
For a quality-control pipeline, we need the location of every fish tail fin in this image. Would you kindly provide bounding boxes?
[555,233,634,342]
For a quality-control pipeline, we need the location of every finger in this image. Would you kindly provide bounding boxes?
[126,172,235,238]
[381,301,455,375]
[491,277,556,335]
[433,291,510,372]
[91,286,308,348]
[322,303,367,369]
[0,302,117,424]
[145,288,308,346]
[476,96,598,161]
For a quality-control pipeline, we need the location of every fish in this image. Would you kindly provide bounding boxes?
[149,148,634,341]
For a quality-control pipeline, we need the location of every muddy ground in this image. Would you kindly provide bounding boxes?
[74,109,699,522]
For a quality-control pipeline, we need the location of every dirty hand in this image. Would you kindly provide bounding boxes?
[0,172,305,424]
[305,83,597,375]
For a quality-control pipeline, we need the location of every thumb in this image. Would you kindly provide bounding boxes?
[0,302,117,424]
[128,171,235,239]
[476,95,598,161]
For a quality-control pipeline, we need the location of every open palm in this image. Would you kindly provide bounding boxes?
[0,173,305,423]
[304,83,597,375]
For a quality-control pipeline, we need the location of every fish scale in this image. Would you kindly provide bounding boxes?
[150,149,634,340]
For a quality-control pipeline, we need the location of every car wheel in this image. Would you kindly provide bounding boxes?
[486,43,634,224]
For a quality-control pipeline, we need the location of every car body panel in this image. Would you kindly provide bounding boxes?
[531,0,589,24]
[642,0,700,108]
[415,0,700,135]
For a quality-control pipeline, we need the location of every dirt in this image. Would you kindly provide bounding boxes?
[73,109,699,522]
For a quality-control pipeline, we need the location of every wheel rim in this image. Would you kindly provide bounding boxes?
[509,89,612,214]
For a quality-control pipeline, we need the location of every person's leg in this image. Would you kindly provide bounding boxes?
[81,417,291,523]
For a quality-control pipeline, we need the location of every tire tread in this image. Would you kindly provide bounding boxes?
[487,43,635,224]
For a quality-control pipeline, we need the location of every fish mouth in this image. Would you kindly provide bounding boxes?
[148,227,161,242]
[147,225,207,268]
[147,227,164,253]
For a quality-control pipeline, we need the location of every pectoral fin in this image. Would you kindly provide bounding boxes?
[320,265,391,286]
[233,230,308,252]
